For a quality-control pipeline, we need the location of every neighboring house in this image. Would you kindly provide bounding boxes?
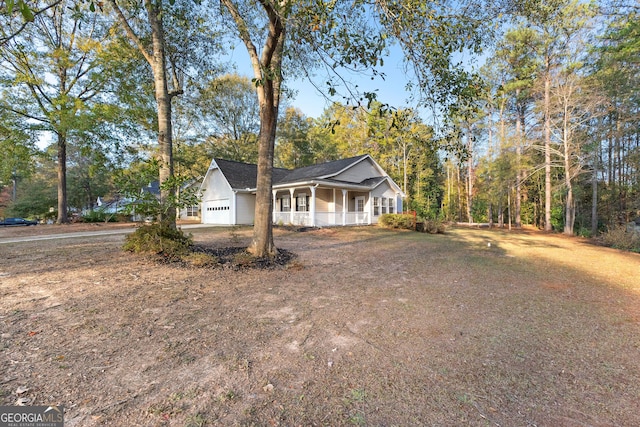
[177,178,203,221]
[92,181,160,221]
[199,154,404,226]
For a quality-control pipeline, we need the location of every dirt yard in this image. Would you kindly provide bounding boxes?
[1,223,639,426]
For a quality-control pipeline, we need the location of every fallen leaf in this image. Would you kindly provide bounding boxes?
[15,386,29,395]
[263,383,274,393]
[15,397,31,406]
[28,331,39,337]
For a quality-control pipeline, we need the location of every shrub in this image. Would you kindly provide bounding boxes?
[422,219,446,234]
[378,214,415,230]
[83,210,116,223]
[598,225,640,253]
[123,223,193,260]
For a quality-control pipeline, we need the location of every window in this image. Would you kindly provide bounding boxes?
[281,197,290,212]
[373,197,380,216]
[388,198,394,214]
[186,205,199,216]
[381,197,387,214]
[296,194,308,212]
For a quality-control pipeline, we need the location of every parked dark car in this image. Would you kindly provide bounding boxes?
[0,217,38,226]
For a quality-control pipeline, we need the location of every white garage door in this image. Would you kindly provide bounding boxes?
[203,199,231,224]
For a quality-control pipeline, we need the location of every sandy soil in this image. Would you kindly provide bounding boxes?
[1,224,639,426]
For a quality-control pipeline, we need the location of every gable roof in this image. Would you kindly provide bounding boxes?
[277,154,370,183]
[212,158,289,190]
[209,155,400,194]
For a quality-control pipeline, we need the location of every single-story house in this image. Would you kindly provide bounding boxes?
[199,154,404,226]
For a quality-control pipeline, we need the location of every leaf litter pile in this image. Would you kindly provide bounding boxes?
[190,245,296,270]
[1,224,639,426]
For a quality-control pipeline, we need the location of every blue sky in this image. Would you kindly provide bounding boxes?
[285,47,417,119]
[226,43,424,120]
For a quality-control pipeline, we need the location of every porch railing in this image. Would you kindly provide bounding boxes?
[273,211,369,226]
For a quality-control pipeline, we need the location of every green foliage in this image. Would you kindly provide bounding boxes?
[123,223,194,260]
[312,102,444,216]
[378,213,415,230]
[114,159,200,222]
[551,203,564,232]
[0,110,36,188]
[194,74,260,164]
[82,210,116,223]
[5,176,56,219]
[275,108,315,169]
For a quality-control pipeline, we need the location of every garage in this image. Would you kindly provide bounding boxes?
[202,199,231,224]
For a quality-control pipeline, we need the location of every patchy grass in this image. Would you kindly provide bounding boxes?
[0,225,639,426]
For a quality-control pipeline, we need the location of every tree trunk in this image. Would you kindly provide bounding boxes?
[564,184,575,234]
[544,66,552,231]
[56,132,68,224]
[147,0,175,227]
[466,124,473,224]
[591,154,598,236]
[109,0,176,228]
[488,203,493,228]
[515,91,523,228]
[403,142,409,209]
[249,79,278,257]
[563,107,574,236]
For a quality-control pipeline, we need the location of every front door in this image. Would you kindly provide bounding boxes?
[355,196,365,224]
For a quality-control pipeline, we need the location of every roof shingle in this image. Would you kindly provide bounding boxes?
[213,155,374,189]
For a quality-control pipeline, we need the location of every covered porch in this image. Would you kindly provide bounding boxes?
[272,183,399,227]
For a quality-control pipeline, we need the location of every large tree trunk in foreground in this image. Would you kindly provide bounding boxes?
[220,0,285,257]
[249,84,278,256]
[147,1,175,226]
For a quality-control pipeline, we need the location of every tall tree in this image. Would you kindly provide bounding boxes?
[107,0,220,226]
[548,2,599,235]
[591,10,640,230]
[0,0,119,223]
[194,74,260,163]
[494,27,539,228]
[0,110,35,200]
[276,107,313,169]
[218,0,498,257]
[519,0,583,231]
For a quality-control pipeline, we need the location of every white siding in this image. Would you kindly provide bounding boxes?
[333,158,381,183]
[236,193,256,225]
[371,180,401,221]
[201,168,234,225]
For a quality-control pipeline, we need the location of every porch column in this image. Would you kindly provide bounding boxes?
[342,189,347,226]
[310,185,317,227]
[368,191,372,225]
[332,189,336,225]
[272,190,277,223]
[231,191,237,225]
[289,188,295,224]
